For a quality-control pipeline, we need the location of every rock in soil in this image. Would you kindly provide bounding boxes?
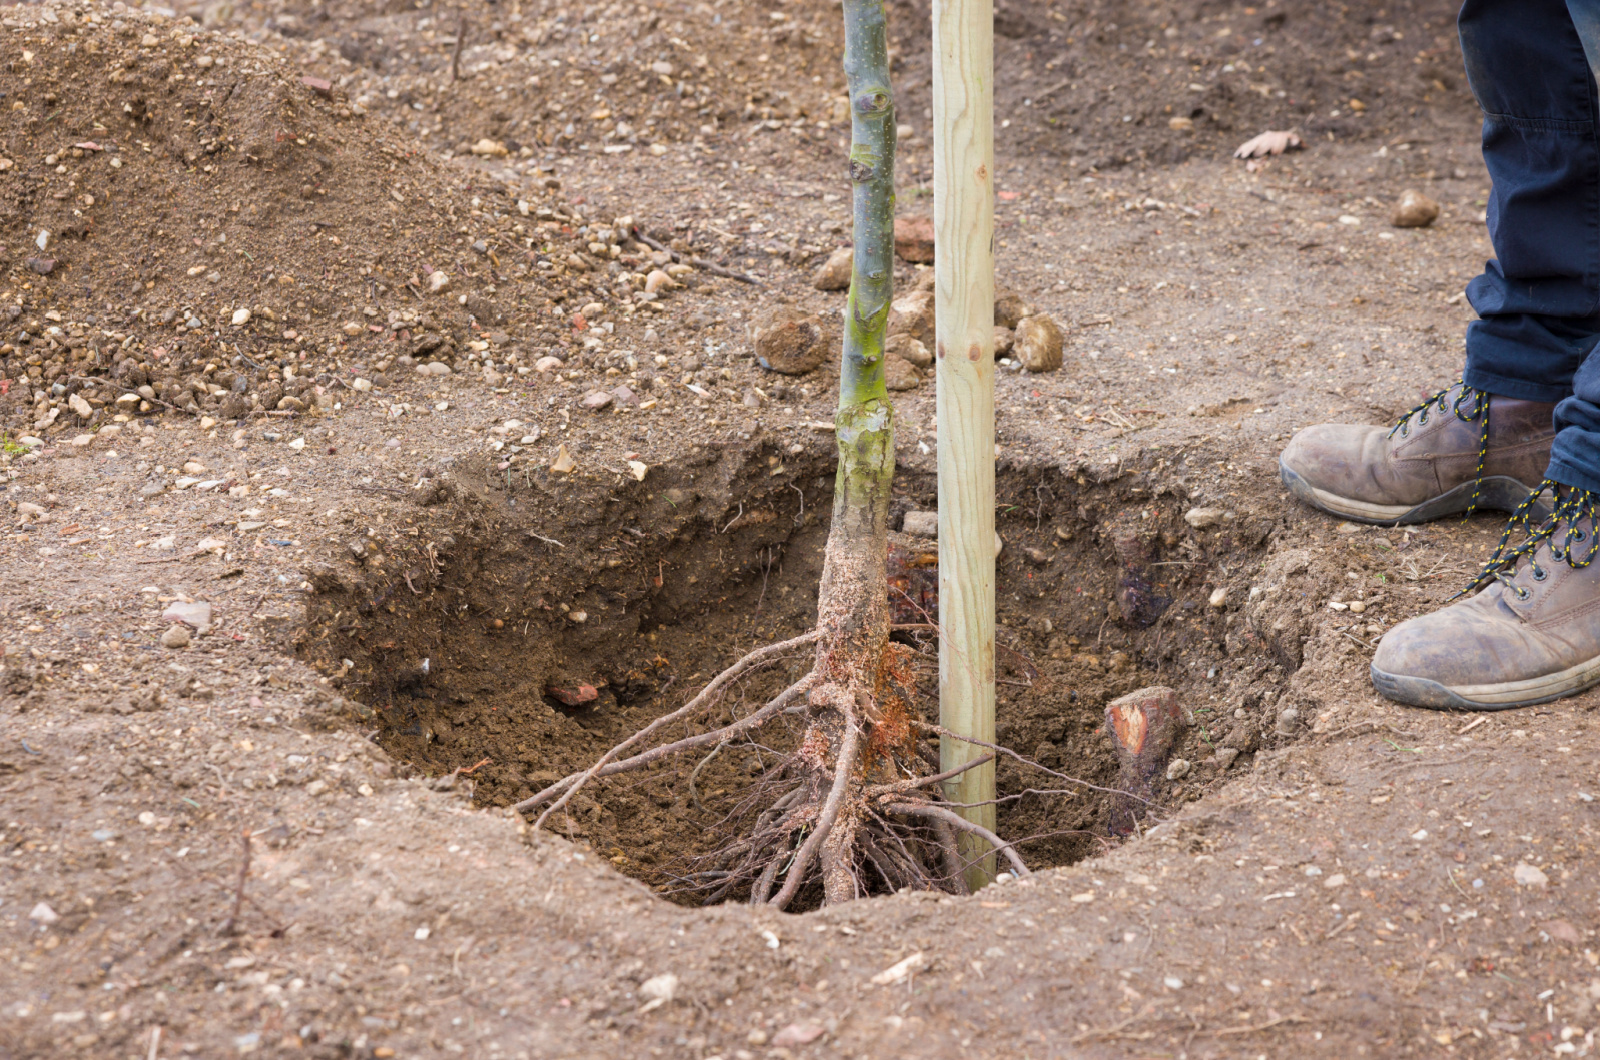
[993,326,1016,357]
[888,288,935,349]
[884,351,921,391]
[901,510,938,537]
[752,307,833,375]
[1391,188,1441,228]
[894,214,935,263]
[886,332,932,369]
[812,246,853,290]
[160,625,192,649]
[995,288,1030,330]
[1014,314,1064,373]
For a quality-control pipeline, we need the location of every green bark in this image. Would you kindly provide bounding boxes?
[836,0,895,498]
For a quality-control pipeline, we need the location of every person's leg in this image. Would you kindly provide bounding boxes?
[1371,1,1600,711]
[1459,0,1600,405]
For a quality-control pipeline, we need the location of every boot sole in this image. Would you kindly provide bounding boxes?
[1279,461,1545,526]
[1371,655,1600,711]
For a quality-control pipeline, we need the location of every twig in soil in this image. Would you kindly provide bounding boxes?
[67,375,198,416]
[218,828,251,936]
[1456,715,1487,736]
[688,739,728,813]
[527,532,565,548]
[1201,1014,1308,1037]
[450,14,467,82]
[404,572,423,596]
[459,757,492,776]
[864,753,994,798]
[631,229,761,284]
[147,1026,162,1060]
[1447,867,1471,900]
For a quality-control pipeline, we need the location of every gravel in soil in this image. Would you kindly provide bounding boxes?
[2,0,1598,1058]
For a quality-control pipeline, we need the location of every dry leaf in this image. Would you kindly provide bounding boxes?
[1233,130,1302,159]
[550,444,576,474]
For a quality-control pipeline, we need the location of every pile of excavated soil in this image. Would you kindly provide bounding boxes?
[0,2,736,441]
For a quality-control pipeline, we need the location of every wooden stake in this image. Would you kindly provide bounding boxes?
[933,0,996,890]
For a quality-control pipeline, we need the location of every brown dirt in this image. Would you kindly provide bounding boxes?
[4,0,1599,1058]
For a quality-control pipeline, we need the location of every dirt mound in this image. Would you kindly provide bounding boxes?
[0,1,700,434]
[208,0,849,164]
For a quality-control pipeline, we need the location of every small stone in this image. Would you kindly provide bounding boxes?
[535,356,563,373]
[231,308,251,326]
[1323,873,1347,889]
[160,625,191,649]
[1275,706,1300,735]
[894,215,935,263]
[182,460,208,475]
[611,385,639,406]
[1184,507,1225,529]
[25,257,55,275]
[1213,746,1240,770]
[994,289,1029,330]
[427,271,451,293]
[1512,862,1549,888]
[1391,189,1440,228]
[752,307,833,376]
[545,682,598,707]
[639,973,678,1004]
[1208,586,1228,609]
[1168,115,1194,131]
[885,332,931,369]
[426,362,451,376]
[28,902,58,924]
[471,138,509,157]
[1014,315,1064,373]
[162,600,213,634]
[771,1023,826,1048]
[68,393,92,418]
[746,1030,769,1047]
[883,351,921,391]
[644,269,675,295]
[1348,600,1367,613]
[568,610,588,624]
[902,510,938,537]
[887,288,935,348]
[812,246,853,291]
[1024,547,1049,566]
[581,390,613,410]
[550,444,576,474]
[992,326,1015,357]
[1166,758,1192,780]
[628,460,648,481]
[301,75,333,98]
[350,377,373,392]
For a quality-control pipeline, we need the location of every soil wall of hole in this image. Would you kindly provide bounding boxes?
[295,437,1298,900]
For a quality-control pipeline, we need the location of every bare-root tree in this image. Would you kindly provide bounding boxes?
[515,0,1029,908]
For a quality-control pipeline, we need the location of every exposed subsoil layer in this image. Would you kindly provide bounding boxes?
[2,0,1599,1057]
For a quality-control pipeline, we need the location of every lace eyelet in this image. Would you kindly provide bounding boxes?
[1516,587,1531,600]
[1532,566,1548,582]
[1417,412,1429,426]
[1573,529,1587,543]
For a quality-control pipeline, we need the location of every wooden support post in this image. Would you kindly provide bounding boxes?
[933,0,996,890]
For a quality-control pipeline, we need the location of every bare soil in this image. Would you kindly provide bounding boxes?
[3,0,1598,1058]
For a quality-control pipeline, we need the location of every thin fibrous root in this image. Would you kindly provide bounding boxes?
[881,801,1032,878]
[514,635,819,823]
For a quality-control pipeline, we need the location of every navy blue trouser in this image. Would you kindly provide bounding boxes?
[1460,0,1600,493]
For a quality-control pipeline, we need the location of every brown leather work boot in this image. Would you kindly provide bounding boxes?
[1278,382,1555,525]
[1372,482,1600,710]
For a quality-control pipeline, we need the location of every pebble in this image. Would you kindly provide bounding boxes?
[883,351,921,390]
[994,289,1030,330]
[901,510,938,537]
[893,215,935,263]
[887,288,935,348]
[231,308,251,326]
[1208,586,1228,609]
[1512,862,1549,888]
[1184,507,1225,529]
[162,600,213,634]
[992,326,1015,357]
[160,625,191,649]
[1275,706,1300,735]
[1025,547,1049,566]
[1165,758,1192,780]
[68,393,92,418]
[581,390,613,410]
[812,246,853,291]
[638,973,679,1004]
[350,377,373,392]
[1014,315,1064,373]
[885,332,931,369]
[644,269,675,295]
[752,307,832,375]
[1213,746,1240,770]
[28,902,58,924]
[427,271,451,293]
[1391,188,1440,228]
[535,356,564,373]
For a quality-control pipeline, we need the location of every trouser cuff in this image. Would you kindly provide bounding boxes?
[1545,458,1600,495]
[1462,365,1572,405]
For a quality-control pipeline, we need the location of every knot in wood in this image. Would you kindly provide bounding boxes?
[848,159,875,183]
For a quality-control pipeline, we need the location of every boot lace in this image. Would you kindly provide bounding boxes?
[1461,479,1600,599]
[1389,381,1492,520]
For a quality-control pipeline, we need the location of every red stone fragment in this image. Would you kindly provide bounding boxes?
[893,215,935,264]
[301,75,334,98]
[546,682,598,707]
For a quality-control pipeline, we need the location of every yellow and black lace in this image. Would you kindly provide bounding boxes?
[1460,479,1600,599]
[1389,381,1492,520]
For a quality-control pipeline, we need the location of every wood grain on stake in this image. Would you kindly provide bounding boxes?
[933,0,997,888]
